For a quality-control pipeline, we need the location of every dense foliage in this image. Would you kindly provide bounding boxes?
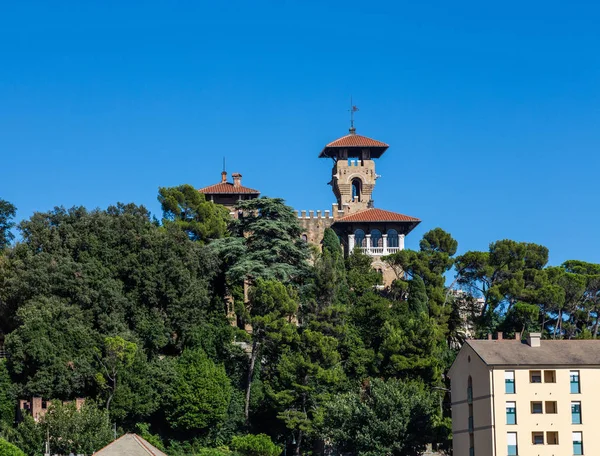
[0,190,598,456]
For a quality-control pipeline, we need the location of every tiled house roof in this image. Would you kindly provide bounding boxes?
[335,208,421,223]
[466,340,600,366]
[94,434,168,456]
[199,182,260,195]
[325,134,389,149]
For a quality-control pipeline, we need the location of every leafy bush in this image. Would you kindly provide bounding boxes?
[0,438,26,456]
[230,434,281,456]
[196,448,233,456]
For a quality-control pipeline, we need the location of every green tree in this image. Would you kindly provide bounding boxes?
[167,349,232,432]
[213,197,310,284]
[158,184,230,242]
[0,437,26,456]
[455,240,549,318]
[407,276,428,315]
[5,297,97,399]
[0,360,15,426]
[320,378,439,456]
[42,401,113,455]
[230,434,281,456]
[0,199,16,250]
[244,280,298,421]
[1,415,44,456]
[96,336,137,412]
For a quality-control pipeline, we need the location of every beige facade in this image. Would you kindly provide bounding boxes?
[449,334,599,456]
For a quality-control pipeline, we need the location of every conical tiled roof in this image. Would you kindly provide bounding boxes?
[94,434,168,456]
[319,130,389,158]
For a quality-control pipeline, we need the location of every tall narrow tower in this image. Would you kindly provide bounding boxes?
[319,127,389,216]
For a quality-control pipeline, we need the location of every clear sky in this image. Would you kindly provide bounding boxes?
[1,1,599,265]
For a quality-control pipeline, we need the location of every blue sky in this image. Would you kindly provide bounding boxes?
[1,1,599,265]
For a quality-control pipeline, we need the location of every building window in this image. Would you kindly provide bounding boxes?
[351,178,361,202]
[572,402,582,424]
[529,370,542,383]
[545,401,557,414]
[531,402,543,414]
[371,229,382,248]
[467,376,473,404]
[354,229,365,248]
[570,370,580,394]
[387,229,399,248]
[301,234,308,242]
[573,432,583,455]
[547,431,558,445]
[532,432,544,445]
[507,432,517,456]
[506,402,516,424]
[505,371,515,394]
[469,434,474,456]
[544,370,556,383]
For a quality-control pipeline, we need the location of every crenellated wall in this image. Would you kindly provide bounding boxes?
[295,206,341,244]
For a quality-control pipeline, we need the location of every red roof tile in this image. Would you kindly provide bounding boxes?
[199,182,260,195]
[335,208,420,223]
[319,132,389,158]
[325,134,389,149]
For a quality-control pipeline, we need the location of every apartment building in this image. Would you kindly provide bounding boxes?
[449,333,600,455]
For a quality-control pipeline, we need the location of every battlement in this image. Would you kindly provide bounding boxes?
[296,205,343,244]
[295,209,340,220]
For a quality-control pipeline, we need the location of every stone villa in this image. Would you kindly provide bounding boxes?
[199,125,421,284]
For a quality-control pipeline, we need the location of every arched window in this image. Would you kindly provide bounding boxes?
[352,178,361,202]
[354,229,365,248]
[371,229,382,248]
[301,234,308,242]
[387,229,399,248]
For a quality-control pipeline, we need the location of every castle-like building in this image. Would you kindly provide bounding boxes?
[199,125,420,284]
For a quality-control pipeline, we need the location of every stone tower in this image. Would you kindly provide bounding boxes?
[319,126,389,216]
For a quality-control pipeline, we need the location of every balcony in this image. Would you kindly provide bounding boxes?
[356,246,402,256]
[349,233,405,257]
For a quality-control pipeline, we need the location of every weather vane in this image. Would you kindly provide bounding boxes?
[349,97,359,132]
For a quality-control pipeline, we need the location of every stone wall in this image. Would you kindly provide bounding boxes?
[296,205,343,244]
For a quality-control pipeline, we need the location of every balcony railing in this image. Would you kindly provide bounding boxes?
[356,246,402,256]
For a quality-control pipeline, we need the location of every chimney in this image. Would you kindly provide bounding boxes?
[221,171,227,183]
[515,333,521,341]
[487,333,492,340]
[527,332,541,348]
[497,331,503,340]
[232,172,242,188]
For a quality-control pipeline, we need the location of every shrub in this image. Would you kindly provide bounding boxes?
[230,434,281,456]
[0,438,26,456]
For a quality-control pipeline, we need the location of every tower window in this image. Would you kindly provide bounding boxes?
[352,178,361,202]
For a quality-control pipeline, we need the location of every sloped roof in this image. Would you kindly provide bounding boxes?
[199,182,260,195]
[467,340,600,366]
[94,434,168,456]
[319,131,389,158]
[326,134,389,149]
[335,208,421,223]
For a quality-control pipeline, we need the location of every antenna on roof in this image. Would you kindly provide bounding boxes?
[349,96,359,134]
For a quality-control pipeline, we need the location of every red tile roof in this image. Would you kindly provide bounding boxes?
[335,208,420,223]
[199,182,260,195]
[319,131,389,158]
[325,134,389,149]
